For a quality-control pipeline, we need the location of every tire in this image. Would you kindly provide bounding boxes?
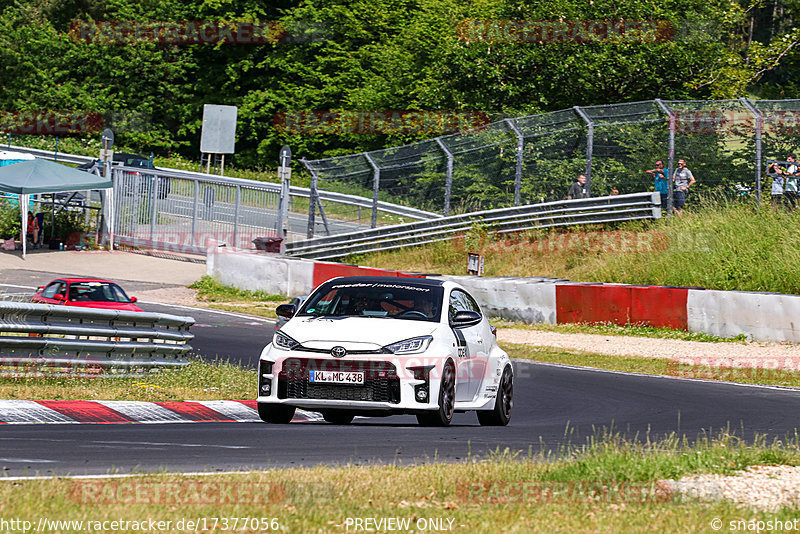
[416,360,455,427]
[322,410,355,424]
[257,403,295,424]
[477,365,513,426]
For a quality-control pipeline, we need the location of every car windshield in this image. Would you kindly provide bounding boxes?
[68,282,132,303]
[298,281,443,322]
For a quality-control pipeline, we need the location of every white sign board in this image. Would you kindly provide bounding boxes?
[200,104,237,154]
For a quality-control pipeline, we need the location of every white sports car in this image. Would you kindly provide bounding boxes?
[257,276,513,426]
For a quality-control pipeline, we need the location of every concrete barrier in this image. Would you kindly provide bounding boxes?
[206,248,800,343]
[687,289,800,343]
[438,276,559,324]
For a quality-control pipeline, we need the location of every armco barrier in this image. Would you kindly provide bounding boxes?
[208,249,800,343]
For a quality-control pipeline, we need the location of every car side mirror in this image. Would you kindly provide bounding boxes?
[53,294,65,301]
[276,303,297,318]
[130,296,138,303]
[450,310,482,328]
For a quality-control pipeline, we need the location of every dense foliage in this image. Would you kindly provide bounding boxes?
[0,0,798,168]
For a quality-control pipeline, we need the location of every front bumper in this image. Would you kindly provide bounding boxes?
[257,354,443,412]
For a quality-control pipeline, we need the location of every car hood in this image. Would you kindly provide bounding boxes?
[66,301,143,312]
[281,316,438,350]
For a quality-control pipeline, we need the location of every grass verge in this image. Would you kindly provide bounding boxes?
[3,432,800,531]
[351,200,800,295]
[0,359,254,401]
[506,343,800,388]
[189,275,287,319]
[495,320,749,343]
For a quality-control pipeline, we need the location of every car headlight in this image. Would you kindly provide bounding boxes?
[273,331,300,350]
[384,336,433,355]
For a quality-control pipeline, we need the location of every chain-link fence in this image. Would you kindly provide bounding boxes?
[302,98,800,225]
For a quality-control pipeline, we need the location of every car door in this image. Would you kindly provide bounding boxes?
[449,289,485,402]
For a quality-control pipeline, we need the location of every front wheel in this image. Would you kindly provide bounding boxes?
[477,365,513,426]
[417,360,455,426]
[257,403,295,424]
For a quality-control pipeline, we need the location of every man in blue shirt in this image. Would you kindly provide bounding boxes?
[645,160,669,210]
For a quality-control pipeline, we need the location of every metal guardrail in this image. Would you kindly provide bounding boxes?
[285,192,661,260]
[0,302,195,376]
[7,144,439,228]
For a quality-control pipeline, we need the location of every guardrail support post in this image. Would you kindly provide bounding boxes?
[191,179,199,247]
[435,138,454,215]
[364,153,380,228]
[655,99,675,215]
[504,119,524,206]
[740,97,763,206]
[573,106,593,198]
[233,185,241,247]
[301,159,318,238]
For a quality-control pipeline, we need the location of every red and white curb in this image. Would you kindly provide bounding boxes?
[0,400,322,424]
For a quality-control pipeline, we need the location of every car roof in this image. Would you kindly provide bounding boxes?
[50,278,118,284]
[325,276,444,287]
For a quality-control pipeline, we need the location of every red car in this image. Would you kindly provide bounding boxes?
[31,278,143,312]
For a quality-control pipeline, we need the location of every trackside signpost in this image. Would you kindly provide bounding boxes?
[276,145,291,250]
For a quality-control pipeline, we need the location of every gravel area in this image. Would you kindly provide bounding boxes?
[136,286,203,306]
[667,465,800,511]
[498,329,800,366]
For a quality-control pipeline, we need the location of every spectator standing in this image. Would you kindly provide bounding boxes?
[567,174,587,200]
[26,211,39,249]
[672,159,696,215]
[768,160,784,209]
[785,154,799,209]
[645,160,669,209]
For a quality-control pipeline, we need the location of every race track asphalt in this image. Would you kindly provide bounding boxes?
[2,283,800,476]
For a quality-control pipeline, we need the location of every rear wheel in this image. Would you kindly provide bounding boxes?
[322,410,355,424]
[417,360,455,427]
[257,403,295,424]
[477,365,513,426]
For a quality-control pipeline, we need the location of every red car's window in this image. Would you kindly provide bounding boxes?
[68,282,132,303]
[41,282,65,299]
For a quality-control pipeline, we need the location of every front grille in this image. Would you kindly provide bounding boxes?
[277,358,400,404]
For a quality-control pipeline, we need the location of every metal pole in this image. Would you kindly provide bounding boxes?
[435,138,454,215]
[300,159,317,239]
[233,185,240,248]
[191,179,199,247]
[740,97,762,206]
[504,119,524,205]
[655,99,675,215]
[148,175,156,243]
[364,153,380,228]
[573,106,593,197]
